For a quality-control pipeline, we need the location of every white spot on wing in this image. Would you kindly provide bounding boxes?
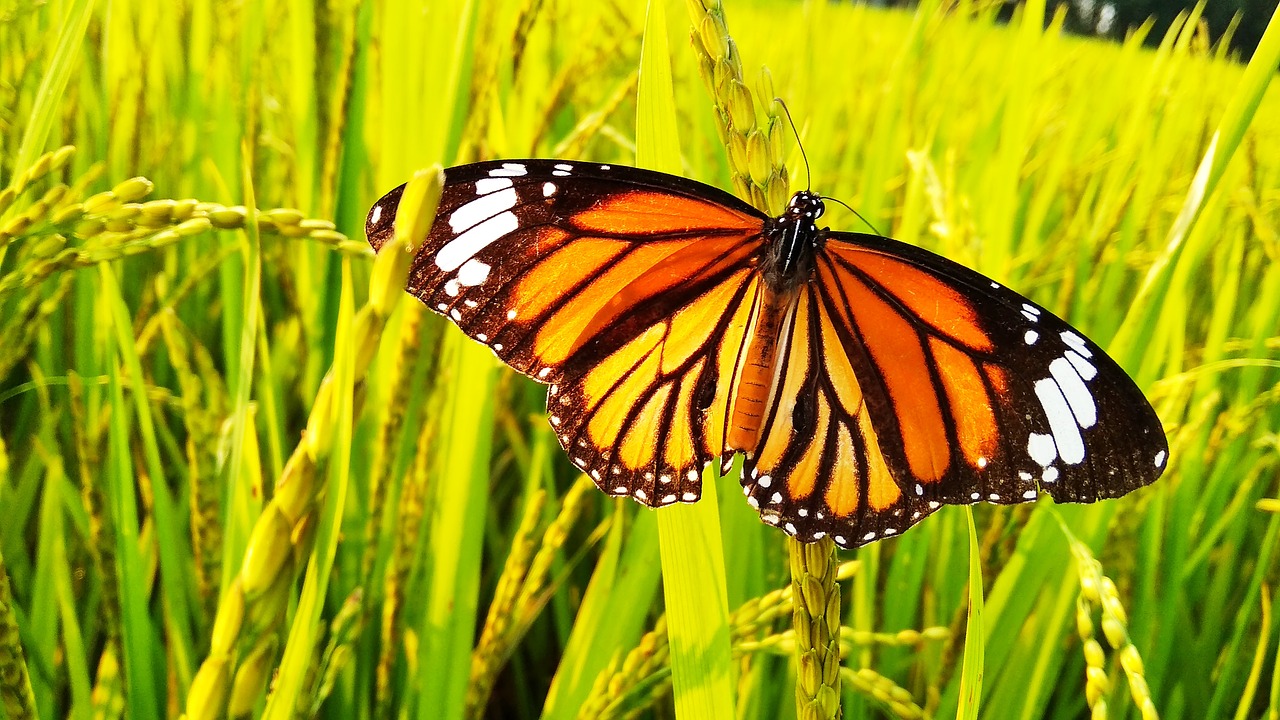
[444,279,461,297]
[449,188,517,233]
[758,475,772,488]
[370,205,383,225]
[543,182,556,197]
[436,211,519,271]
[1023,489,1037,499]
[1024,330,1038,345]
[1042,466,1059,483]
[1155,450,1166,467]
[1034,379,1086,464]
[1049,357,1097,428]
[1065,350,1097,381]
[457,258,491,287]
[507,309,517,320]
[475,177,513,194]
[682,492,697,501]
[1027,433,1057,466]
[1060,331,1092,358]
[488,162,527,177]
[449,308,462,321]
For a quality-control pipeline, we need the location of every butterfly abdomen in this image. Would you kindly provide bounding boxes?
[726,287,792,454]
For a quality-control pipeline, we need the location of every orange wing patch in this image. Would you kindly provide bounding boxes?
[830,246,993,352]
[837,271,951,483]
[551,257,761,508]
[930,338,999,469]
[571,190,761,236]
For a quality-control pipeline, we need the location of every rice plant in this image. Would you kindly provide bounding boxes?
[0,0,1278,718]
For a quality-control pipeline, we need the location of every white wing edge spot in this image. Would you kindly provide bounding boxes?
[1060,331,1093,358]
[489,163,527,177]
[1155,450,1167,467]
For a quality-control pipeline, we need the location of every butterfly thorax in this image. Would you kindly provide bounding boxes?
[761,190,826,294]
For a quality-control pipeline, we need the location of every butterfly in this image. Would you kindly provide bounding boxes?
[365,159,1168,549]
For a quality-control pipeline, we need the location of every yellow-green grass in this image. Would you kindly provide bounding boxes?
[0,0,1278,718]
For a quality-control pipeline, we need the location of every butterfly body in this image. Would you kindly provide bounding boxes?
[367,159,1168,549]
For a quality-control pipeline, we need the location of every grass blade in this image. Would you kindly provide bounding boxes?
[638,0,735,716]
[957,508,984,720]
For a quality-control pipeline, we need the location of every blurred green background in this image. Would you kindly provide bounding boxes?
[1,0,1278,718]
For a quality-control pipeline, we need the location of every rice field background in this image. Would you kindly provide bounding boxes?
[1,0,1279,718]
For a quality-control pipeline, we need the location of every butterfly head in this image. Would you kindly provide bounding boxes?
[762,191,826,293]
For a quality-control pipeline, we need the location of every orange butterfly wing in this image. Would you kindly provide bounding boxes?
[366,160,768,504]
[740,233,1168,548]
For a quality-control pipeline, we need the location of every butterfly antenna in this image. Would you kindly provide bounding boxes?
[775,98,811,190]
[821,195,885,238]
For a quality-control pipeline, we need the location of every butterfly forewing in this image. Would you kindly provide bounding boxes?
[366,160,769,505]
